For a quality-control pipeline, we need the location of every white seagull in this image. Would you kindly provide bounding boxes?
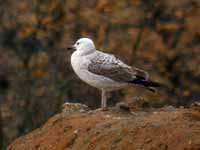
[69,38,160,110]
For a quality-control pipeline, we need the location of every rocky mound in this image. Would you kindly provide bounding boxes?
[8,103,200,150]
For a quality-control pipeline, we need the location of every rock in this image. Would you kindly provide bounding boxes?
[145,138,152,143]
[116,102,131,112]
[160,105,176,112]
[191,101,200,111]
[62,102,90,114]
[8,106,200,150]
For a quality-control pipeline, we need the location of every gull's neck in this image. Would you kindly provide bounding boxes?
[74,49,96,56]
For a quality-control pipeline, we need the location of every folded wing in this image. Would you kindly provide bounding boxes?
[87,52,149,83]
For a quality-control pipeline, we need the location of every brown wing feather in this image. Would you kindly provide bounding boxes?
[87,53,149,83]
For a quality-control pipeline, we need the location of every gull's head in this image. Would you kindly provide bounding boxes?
[69,38,96,54]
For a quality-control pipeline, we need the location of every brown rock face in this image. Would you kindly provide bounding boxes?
[8,103,200,150]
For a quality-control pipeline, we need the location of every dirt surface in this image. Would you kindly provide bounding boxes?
[8,103,200,150]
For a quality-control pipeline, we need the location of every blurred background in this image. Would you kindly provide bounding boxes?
[0,0,200,148]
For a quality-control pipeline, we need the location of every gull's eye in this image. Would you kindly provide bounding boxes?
[76,42,80,45]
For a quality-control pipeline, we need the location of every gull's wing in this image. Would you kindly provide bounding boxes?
[87,51,149,83]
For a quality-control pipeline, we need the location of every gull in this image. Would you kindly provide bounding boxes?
[68,38,160,110]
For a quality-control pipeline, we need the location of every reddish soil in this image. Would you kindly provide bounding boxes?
[8,103,200,150]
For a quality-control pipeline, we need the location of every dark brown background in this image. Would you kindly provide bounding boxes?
[0,0,199,148]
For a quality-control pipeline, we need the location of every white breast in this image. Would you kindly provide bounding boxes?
[71,52,88,76]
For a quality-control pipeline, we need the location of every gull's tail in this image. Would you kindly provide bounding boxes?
[131,79,161,93]
[129,67,161,93]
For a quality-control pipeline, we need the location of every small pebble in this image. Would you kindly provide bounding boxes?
[105,115,111,118]
[114,117,121,120]
[151,123,161,128]
[73,129,79,134]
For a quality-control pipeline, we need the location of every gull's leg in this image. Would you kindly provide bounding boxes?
[101,89,107,110]
[101,90,104,109]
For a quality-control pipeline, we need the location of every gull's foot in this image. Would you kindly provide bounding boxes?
[102,108,108,111]
[101,107,109,111]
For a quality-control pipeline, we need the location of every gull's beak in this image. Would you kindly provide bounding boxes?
[67,45,76,51]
